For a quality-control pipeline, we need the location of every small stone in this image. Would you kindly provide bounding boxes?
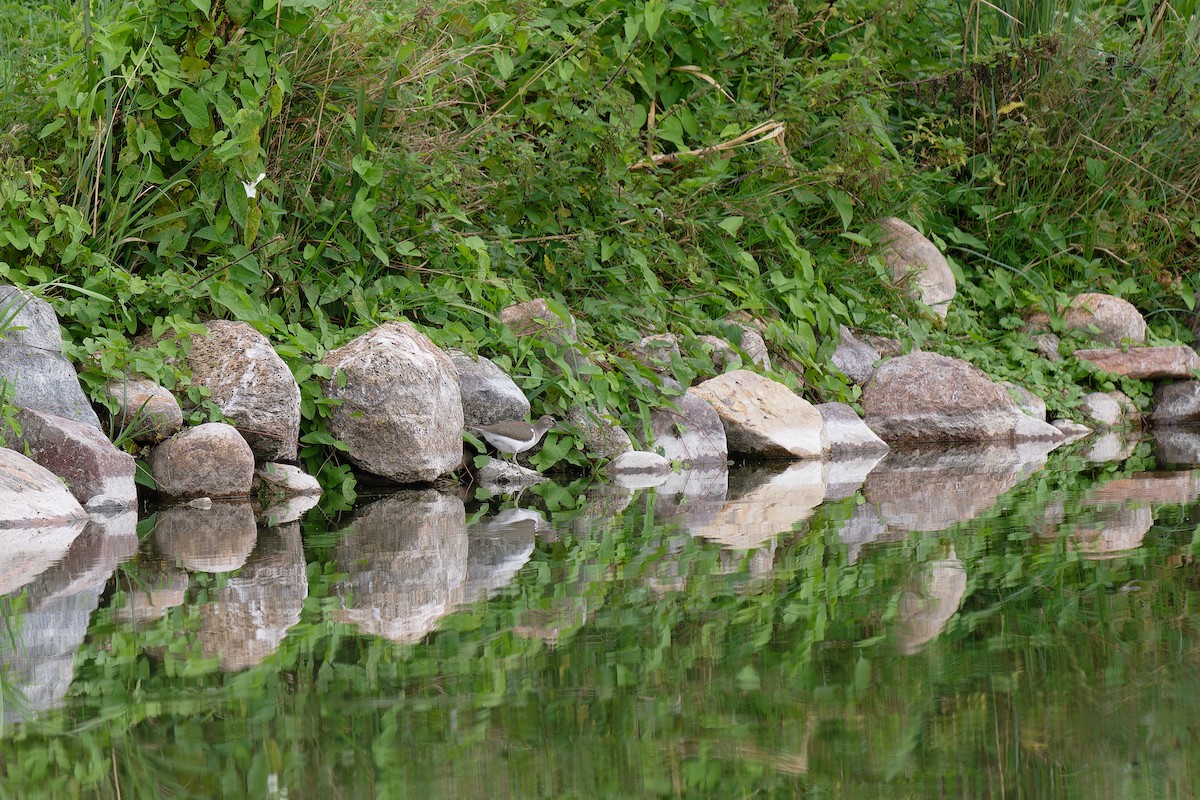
[649,390,728,466]
[566,406,633,459]
[148,422,256,498]
[187,497,214,509]
[100,377,184,443]
[1035,333,1061,362]
[608,451,672,488]
[831,325,880,385]
[631,334,681,373]
[255,463,322,497]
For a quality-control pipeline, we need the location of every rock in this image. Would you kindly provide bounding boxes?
[566,405,633,459]
[649,390,728,466]
[1067,293,1146,343]
[320,322,463,484]
[501,298,578,345]
[1080,432,1137,463]
[863,352,1063,443]
[831,325,880,385]
[185,320,301,461]
[99,377,183,443]
[1075,345,1200,379]
[690,369,826,459]
[838,504,894,564]
[6,409,136,510]
[332,490,468,643]
[1035,333,1062,362]
[254,462,322,497]
[0,447,89,528]
[817,402,889,455]
[631,334,681,373]
[608,451,672,488]
[0,519,86,597]
[0,286,100,428]
[148,422,255,498]
[154,499,258,573]
[1001,381,1046,420]
[654,466,730,535]
[1027,293,1146,344]
[875,218,956,319]
[1080,391,1126,429]
[731,326,771,369]
[448,350,531,428]
[1070,505,1153,558]
[1153,380,1200,426]
[865,335,907,358]
[198,523,306,670]
[1051,419,1092,440]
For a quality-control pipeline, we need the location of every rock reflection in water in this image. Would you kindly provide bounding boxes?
[111,560,189,625]
[0,513,138,721]
[659,462,825,550]
[463,507,541,605]
[333,490,467,644]
[1038,470,1200,557]
[866,441,1056,533]
[154,500,258,573]
[1080,431,1137,464]
[1153,428,1200,466]
[894,548,967,654]
[197,522,307,670]
[0,519,87,596]
[822,453,887,502]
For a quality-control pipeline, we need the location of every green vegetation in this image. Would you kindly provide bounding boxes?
[1,0,1198,488]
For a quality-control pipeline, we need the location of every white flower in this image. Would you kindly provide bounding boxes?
[242,172,266,199]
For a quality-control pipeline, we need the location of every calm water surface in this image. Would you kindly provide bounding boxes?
[4,433,1200,798]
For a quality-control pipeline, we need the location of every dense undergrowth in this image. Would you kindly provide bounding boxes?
[1,0,1198,491]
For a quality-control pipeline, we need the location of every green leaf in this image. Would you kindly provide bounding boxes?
[178,87,209,129]
[351,188,380,244]
[1182,282,1196,312]
[718,216,744,235]
[828,189,853,230]
[643,0,665,39]
[188,0,211,15]
[351,155,384,187]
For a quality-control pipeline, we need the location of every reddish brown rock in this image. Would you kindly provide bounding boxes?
[1075,345,1200,379]
[148,422,255,498]
[1026,293,1146,344]
[100,377,183,443]
[7,409,136,510]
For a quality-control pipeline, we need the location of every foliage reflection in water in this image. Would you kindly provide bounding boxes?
[3,436,1200,797]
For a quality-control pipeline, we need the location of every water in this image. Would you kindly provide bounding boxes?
[3,434,1200,798]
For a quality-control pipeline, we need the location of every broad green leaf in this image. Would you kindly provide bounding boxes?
[178,87,209,129]
[644,0,665,38]
[828,189,853,230]
[718,216,744,234]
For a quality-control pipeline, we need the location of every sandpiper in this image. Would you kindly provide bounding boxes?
[469,415,558,463]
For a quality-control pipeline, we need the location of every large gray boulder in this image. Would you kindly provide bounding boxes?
[320,322,464,484]
[448,350,530,428]
[690,370,826,459]
[7,409,137,511]
[321,321,460,484]
[649,390,728,466]
[863,352,1063,443]
[0,286,100,428]
[0,447,88,528]
[875,218,956,319]
[566,405,633,459]
[148,422,256,498]
[186,320,300,461]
